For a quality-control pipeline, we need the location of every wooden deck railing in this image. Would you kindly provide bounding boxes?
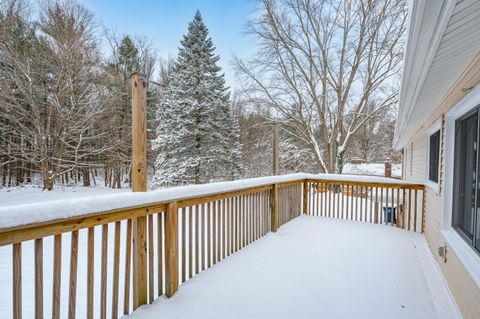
[0,175,423,319]
[304,178,425,232]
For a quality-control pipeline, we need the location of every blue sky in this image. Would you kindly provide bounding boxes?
[78,0,258,89]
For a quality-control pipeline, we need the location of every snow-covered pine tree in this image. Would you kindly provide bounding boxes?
[152,11,242,187]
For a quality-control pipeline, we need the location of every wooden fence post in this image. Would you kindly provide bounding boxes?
[271,184,279,232]
[303,181,308,215]
[165,201,179,297]
[131,73,148,309]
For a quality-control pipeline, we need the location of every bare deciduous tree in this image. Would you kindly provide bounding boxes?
[236,0,406,173]
[0,0,111,190]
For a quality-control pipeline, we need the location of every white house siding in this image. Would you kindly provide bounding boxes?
[402,103,480,319]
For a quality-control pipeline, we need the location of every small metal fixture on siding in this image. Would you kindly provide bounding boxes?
[438,245,447,263]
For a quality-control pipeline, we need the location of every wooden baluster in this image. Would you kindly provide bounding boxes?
[201,203,205,271]
[112,222,121,317]
[318,183,325,216]
[231,197,235,254]
[189,207,193,279]
[310,184,314,217]
[336,185,340,219]
[257,192,261,239]
[351,185,354,220]
[165,201,179,297]
[247,194,251,242]
[421,189,426,233]
[235,196,239,252]
[35,238,43,319]
[207,202,211,268]
[195,205,199,274]
[395,188,400,227]
[213,201,217,265]
[13,242,22,319]
[364,187,368,223]
[182,207,186,283]
[369,187,373,223]
[88,227,95,318]
[402,189,406,229]
[68,231,79,319]
[156,214,163,297]
[52,234,62,319]
[252,194,256,241]
[345,185,349,220]
[101,224,108,319]
[227,198,231,256]
[148,215,154,302]
[221,199,226,260]
[408,189,412,231]
[414,190,418,232]
[219,199,223,261]
[244,195,248,246]
[353,186,357,221]
[380,187,384,224]
[123,221,132,314]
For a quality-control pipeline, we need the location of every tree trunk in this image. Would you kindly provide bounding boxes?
[43,178,54,191]
[82,168,91,187]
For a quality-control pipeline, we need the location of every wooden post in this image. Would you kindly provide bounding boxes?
[131,73,148,309]
[165,201,179,297]
[131,72,148,192]
[273,124,280,175]
[303,181,308,215]
[384,161,392,178]
[271,184,279,232]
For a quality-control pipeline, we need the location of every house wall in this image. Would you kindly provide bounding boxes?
[402,81,480,319]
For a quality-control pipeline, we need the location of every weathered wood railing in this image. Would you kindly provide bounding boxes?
[0,175,423,319]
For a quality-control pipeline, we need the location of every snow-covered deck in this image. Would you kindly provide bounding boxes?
[128,216,459,319]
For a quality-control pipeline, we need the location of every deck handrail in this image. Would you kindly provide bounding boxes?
[0,174,425,319]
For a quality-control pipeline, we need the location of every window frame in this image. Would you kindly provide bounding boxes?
[443,85,480,287]
[451,109,479,249]
[425,119,441,191]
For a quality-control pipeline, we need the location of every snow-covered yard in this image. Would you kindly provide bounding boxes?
[343,163,402,178]
[0,185,129,206]
[128,216,459,319]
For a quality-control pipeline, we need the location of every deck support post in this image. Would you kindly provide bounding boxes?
[165,201,179,297]
[271,184,279,232]
[131,73,148,309]
[303,181,308,215]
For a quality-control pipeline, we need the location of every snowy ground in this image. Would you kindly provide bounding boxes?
[0,184,129,206]
[128,216,459,319]
[343,163,401,178]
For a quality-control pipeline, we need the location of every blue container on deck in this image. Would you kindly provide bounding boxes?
[383,207,397,223]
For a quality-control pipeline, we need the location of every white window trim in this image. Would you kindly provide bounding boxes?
[443,84,480,287]
[425,118,441,192]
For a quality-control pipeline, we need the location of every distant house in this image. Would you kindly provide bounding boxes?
[394,1,480,318]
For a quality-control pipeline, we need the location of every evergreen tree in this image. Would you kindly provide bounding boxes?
[153,11,242,187]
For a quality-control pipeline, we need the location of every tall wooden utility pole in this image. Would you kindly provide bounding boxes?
[131,73,148,309]
[273,124,280,175]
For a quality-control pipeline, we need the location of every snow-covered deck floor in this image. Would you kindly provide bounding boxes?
[128,216,460,319]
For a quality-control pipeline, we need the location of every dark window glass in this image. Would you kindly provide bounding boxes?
[453,111,477,243]
[429,131,440,183]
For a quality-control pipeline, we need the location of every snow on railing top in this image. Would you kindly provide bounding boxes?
[0,173,420,229]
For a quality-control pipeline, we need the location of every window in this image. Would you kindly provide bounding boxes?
[428,130,440,183]
[452,108,480,254]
